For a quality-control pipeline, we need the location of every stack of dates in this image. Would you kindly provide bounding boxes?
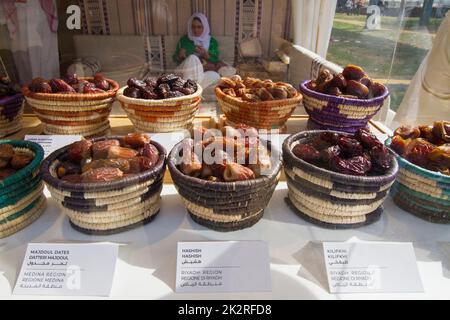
[179,124,272,182]
[57,133,160,183]
[123,74,198,100]
[308,65,385,99]
[28,73,111,94]
[391,121,450,175]
[0,144,34,180]
[292,129,392,176]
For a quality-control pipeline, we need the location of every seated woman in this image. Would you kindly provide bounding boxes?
[173,13,234,90]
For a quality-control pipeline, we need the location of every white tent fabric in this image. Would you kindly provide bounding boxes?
[392,11,450,128]
[291,0,337,58]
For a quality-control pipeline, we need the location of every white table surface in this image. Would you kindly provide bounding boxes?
[1,182,449,300]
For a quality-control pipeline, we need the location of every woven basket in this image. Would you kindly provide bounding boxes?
[299,81,389,133]
[0,140,46,238]
[386,138,450,224]
[41,136,167,235]
[283,131,398,229]
[215,87,302,131]
[168,139,282,232]
[22,78,119,137]
[117,85,203,133]
[0,93,24,138]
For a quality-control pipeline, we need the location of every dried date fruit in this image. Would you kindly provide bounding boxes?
[82,158,130,174]
[321,145,342,164]
[319,132,340,145]
[94,78,110,91]
[419,125,434,141]
[269,87,288,100]
[405,138,435,168]
[257,88,275,101]
[49,79,76,93]
[129,156,155,173]
[123,87,141,99]
[330,155,372,176]
[223,163,255,182]
[292,144,321,163]
[337,136,363,157]
[0,168,17,180]
[218,77,237,89]
[394,125,421,140]
[158,74,179,85]
[92,140,120,160]
[157,83,171,99]
[327,87,341,96]
[235,124,259,138]
[368,82,385,98]
[316,69,334,86]
[370,145,391,173]
[342,64,366,81]
[139,143,160,164]
[127,78,147,90]
[184,79,198,91]
[82,167,124,183]
[432,121,450,143]
[57,161,82,178]
[248,154,272,177]
[346,80,369,99]
[355,128,382,149]
[0,144,14,163]
[390,135,409,156]
[61,174,83,183]
[179,87,195,95]
[181,151,202,177]
[67,140,92,164]
[167,91,185,98]
[124,133,150,148]
[141,87,158,100]
[359,76,373,89]
[330,74,347,90]
[427,145,450,170]
[107,146,138,160]
[144,77,158,88]
[10,152,33,170]
[64,73,78,85]
[29,81,52,94]
[210,149,233,177]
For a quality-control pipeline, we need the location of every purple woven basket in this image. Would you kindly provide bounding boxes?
[299,80,389,133]
[0,93,24,137]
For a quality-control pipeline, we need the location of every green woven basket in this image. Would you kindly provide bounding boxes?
[385,138,450,224]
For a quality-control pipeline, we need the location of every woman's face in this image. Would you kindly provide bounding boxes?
[192,19,204,37]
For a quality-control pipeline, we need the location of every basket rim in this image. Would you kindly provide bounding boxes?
[41,136,167,192]
[215,86,302,107]
[116,84,203,106]
[283,130,399,184]
[168,138,282,189]
[385,137,450,183]
[0,140,44,188]
[22,77,120,101]
[0,93,24,105]
[299,80,389,105]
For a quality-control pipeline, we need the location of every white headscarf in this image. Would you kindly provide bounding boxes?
[187,13,211,51]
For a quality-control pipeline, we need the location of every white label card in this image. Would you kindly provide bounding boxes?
[25,135,82,157]
[13,243,119,297]
[323,242,423,294]
[176,241,271,293]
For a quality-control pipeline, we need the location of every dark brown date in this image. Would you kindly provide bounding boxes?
[292,144,321,163]
[355,128,382,149]
[139,143,160,165]
[124,133,150,148]
[82,158,130,174]
[49,79,76,93]
[82,167,124,183]
[337,136,363,157]
[129,156,155,173]
[394,125,421,140]
[370,145,391,173]
[67,140,92,164]
[57,161,82,178]
[342,65,366,81]
[107,146,138,160]
[330,155,372,176]
[92,140,120,160]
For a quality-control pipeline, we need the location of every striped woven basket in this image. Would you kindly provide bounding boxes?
[41,137,167,235]
[0,93,24,138]
[283,131,399,229]
[215,87,302,131]
[117,85,203,133]
[0,140,46,239]
[168,139,282,232]
[386,138,450,224]
[22,78,119,137]
[299,81,389,133]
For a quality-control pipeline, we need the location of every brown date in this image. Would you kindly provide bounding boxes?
[67,140,92,164]
[139,143,160,165]
[390,135,410,156]
[330,155,372,176]
[292,144,321,163]
[129,156,155,173]
[368,82,385,98]
[330,74,347,90]
[269,87,288,100]
[82,167,124,183]
[29,81,52,94]
[346,80,369,99]
[370,145,391,173]
[49,79,76,93]
[82,158,130,174]
[405,138,435,167]
[359,76,373,89]
[394,125,421,140]
[0,144,14,165]
[107,146,138,160]
[321,145,342,165]
[337,136,363,157]
[342,65,366,81]
[124,133,150,148]
[92,140,120,160]
[327,87,341,96]
[10,153,33,170]
[355,128,382,149]
[57,161,81,178]
[141,87,158,100]
[223,163,255,182]
[432,121,450,143]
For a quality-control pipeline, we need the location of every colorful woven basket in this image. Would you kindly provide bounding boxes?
[117,85,203,133]
[386,138,450,224]
[299,81,389,133]
[0,140,46,238]
[0,93,24,138]
[215,87,302,131]
[283,131,399,229]
[22,78,119,137]
[41,137,167,235]
[168,139,282,232]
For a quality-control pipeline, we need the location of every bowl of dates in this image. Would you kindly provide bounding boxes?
[41,133,167,235]
[283,129,398,229]
[117,74,202,133]
[299,65,389,133]
[168,124,282,231]
[22,73,119,137]
[386,121,450,223]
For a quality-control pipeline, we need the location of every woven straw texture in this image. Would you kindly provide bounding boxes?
[22,78,119,137]
[216,87,302,131]
[386,138,450,224]
[168,139,282,232]
[41,136,167,234]
[0,93,24,138]
[117,85,202,133]
[0,140,45,238]
[283,131,398,229]
[299,80,389,133]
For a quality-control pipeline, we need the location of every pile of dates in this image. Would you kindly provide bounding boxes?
[28,73,111,94]
[307,65,385,99]
[0,144,34,180]
[391,121,450,175]
[123,74,198,100]
[218,75,298,102]
[179,124,272,182]
[56,133,160,183]
[0,77,21,99]
[292,128,392,176]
